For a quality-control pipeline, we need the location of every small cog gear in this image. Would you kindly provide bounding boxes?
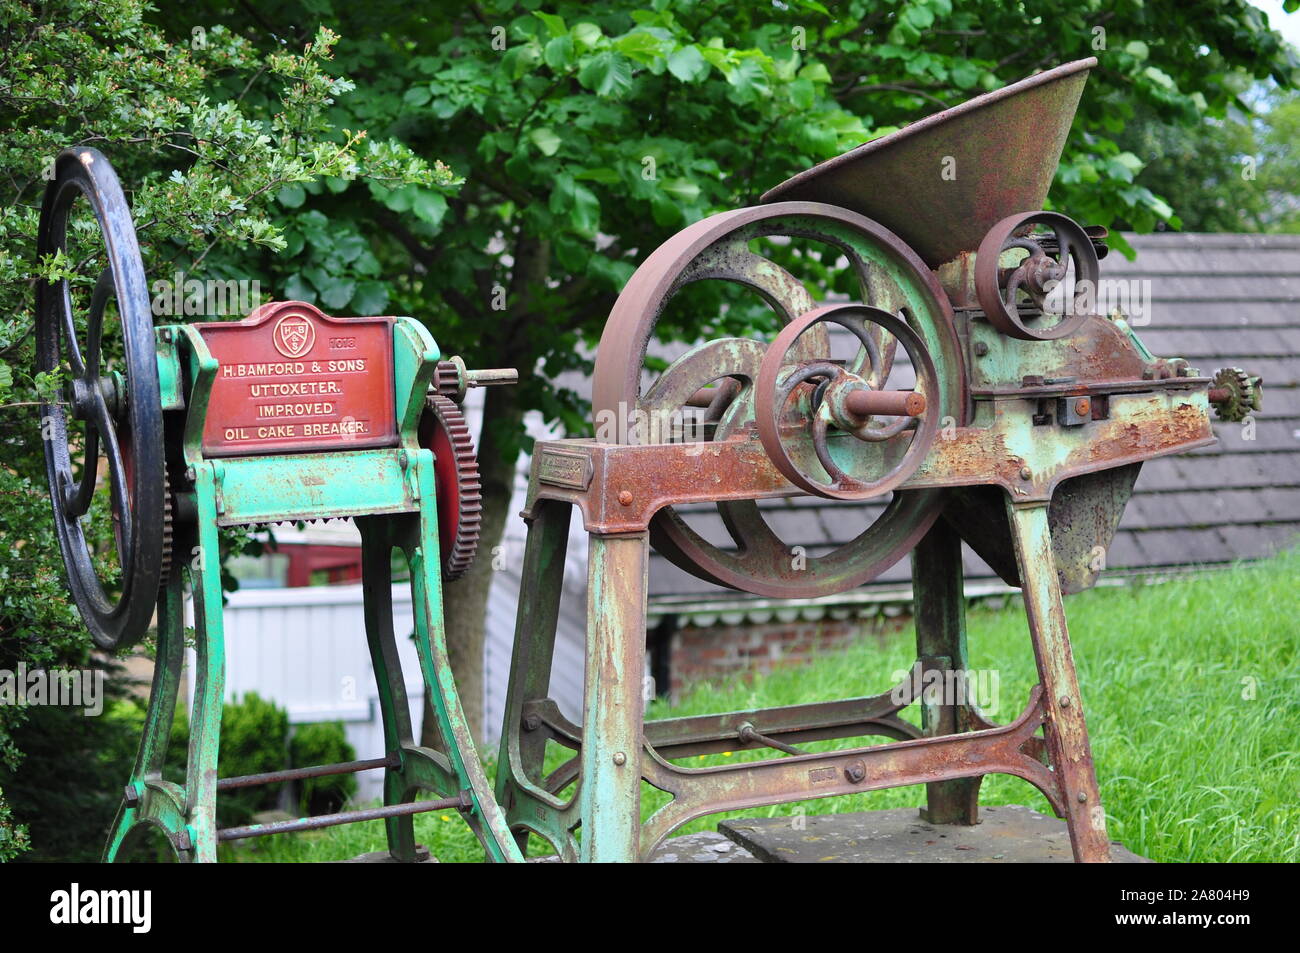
[1210,367,1263,423]
[418,394,482,579]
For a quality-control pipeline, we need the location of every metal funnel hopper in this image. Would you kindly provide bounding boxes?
[761,58,1096,268]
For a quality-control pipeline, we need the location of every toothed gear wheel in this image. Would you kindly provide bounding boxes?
[1210,367,1262,423]
[418,395,482,579]
[159,466,175,586]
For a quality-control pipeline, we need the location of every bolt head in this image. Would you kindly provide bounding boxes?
[123,783,140,807]
[1074,398,1091,416]
[1020,466,1033,480]
[618,490,633,506]
[1077,792,1088,803]
[973,341,989,357]
[522,714,540,732]
[613,752,627,766]
[1059,695,1072,708]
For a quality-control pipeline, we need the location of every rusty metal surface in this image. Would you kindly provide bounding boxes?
[975,211,1101,341]
[760,59,1096,267]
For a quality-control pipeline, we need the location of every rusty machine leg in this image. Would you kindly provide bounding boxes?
[911,519,982,825]
[1006,499,1111,862]
[578,532,649,863]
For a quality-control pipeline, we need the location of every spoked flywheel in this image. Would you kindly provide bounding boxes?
[591,202,965,599]
[36,148,165,651]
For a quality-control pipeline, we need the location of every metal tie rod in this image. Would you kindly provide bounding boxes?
[216,791,471,842]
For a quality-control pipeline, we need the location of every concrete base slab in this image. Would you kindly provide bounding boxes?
[528,831,760,863]
[718,805,1152,863]
[341,844,436,863]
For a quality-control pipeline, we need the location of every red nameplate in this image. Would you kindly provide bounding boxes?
[195,301,398,457]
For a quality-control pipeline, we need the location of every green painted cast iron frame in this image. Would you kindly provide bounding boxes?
[105,315,522,862]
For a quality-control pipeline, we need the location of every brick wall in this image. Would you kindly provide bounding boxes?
[665,615,906,697]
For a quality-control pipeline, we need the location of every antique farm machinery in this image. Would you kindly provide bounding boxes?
[36,147,520,861]
[494,57,1262,862]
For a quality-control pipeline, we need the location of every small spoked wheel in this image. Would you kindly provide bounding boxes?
[36,148,164,651]
[755,304,938,500]
[975,210,1100,341]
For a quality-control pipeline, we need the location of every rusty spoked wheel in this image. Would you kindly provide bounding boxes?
[36,148,164,652]
[590,202,965,598]
[975,210,1099,341]
[755,304,938,501]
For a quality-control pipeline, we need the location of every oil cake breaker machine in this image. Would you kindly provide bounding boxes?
[493,57,1263,862]
[36,146,521,861]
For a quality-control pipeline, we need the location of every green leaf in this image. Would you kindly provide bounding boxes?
[788,77,815,110]
[350,280,389,315]
[572,22,602,50]
[726,57,770,102]
[661,178,700,203]
[544,34,573,70]
[1124,40,1150,61]
[403,85,432,106]
[578,51,634,97]
[530,127,562,156]
[615,30,665,64]
[950,61,980,90]
[334,233,367,264]
[568,182,600,236]
[277,185,306,208]
[533,11,567,38]
[318,277,356,310]
[799,62,832,83]
[667,45,709,83]
[903,5,935,30]
[283,274,316,304]
[575,167,621,184]
[1144,66,1176,90]
[411,190,448,227]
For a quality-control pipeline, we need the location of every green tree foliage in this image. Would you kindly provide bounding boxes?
[1118,86,1300,233]
[0,0,447,852]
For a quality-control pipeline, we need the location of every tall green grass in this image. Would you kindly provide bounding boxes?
[235,549,1299,863]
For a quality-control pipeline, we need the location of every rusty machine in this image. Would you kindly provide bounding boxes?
[36,147,521,861]
[494,58,1261,862]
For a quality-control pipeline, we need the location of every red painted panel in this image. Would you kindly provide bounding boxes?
[196,301,398,457]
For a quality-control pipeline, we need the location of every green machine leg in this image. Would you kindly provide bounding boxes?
[104,468,226,862]
[495,501,574,854]
[103,576,189,862]
[578,533,649,863]
[911,519,982,825]
[353,452,522,863]
[358,515,421,862]
[1006,499,1112,862]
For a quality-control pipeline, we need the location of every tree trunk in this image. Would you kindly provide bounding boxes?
[422,379,525,747]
